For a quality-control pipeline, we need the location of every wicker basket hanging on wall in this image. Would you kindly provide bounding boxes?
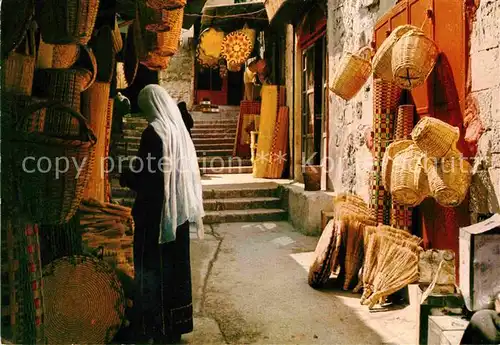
[124,21,140,86]
[138,1,171,32]
[43,256,125,344]
[1,0,35,60]
[146,0,186,10]
[411,116,460,159]
[141,53,171,71]
[11,103,96,224]
[38,0,99,45]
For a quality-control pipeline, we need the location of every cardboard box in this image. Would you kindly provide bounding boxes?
[428,316,468,345]
[459,213,500,312]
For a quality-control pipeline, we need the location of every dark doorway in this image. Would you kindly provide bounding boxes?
[227,69,244,105]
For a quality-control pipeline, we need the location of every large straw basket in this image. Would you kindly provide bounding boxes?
[11,103,96,224]
[381,140,413,191]
[372,25,417,81]
[1,94,46,133]
[146,0,187,10]
[124,21,140,86]
[39,0,99,44]
[138,1,171,32]
[52,44,80,68]
[425,150,472,207]
[2,29,36,96]
[112,17,124,53]
[391,29,439,90]
[373,78,402,114]
[43,255,125,344]
[141,53,171,70]
[91,26,116,82]
[73,44,98,91]
[411,116,460,158]
[390,144,430,206]
[33,69,87,111]
[395,104,415,140]
[1,0,35,60]
[330,46,373,101]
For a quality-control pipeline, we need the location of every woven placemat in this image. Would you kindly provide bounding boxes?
[43,255,125,344]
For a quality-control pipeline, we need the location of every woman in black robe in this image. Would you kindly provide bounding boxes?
[120,85,205,344]
[177,101,194,137]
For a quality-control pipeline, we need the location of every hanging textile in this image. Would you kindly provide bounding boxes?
[234,101,261,158]
[370,79,402,225]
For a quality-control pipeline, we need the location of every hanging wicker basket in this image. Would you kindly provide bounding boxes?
[381,140,413,191]
[390,144,430,206]
[146,0,186,10]
[372,25,417,82]
[2,32,36,96]
[391,28,439,90]
[373,78,402,114]
[424,150,472,207]
[1,0,35,60]
[330,46,373,101]
[90,26,116,83]
[43,255,125,344]
[33,69,87,111]
[112,17,124,53]
[138,1,171,32]
[395,104,415,140]
[140,53,171,71]
[221,30,254,66]
[411,116,460,158]
[124,21,140,86]
[11,102,96,224]
[52,44,80,69]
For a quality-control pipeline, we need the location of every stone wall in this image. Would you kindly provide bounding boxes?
[159,28,195,108]
[468,0,500,221]
[326,0,396,202]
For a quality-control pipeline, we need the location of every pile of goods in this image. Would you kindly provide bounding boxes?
[78,198,134,235]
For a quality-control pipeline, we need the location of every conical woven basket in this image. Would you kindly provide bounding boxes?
[425,149,472,207]
[39,0,99,44]
[372,25,417,81]
[390,144,430,206]
[43,255,125,344]
[138,2,171,32]
[330,46,373,101]
[382,140,413,191]
[373,78,402,114]
[411,116,460,158]
[52,44,80,68]
[2,29,36,96]
[112,17,124,53]
[392,29,439,90]
[146,0,187,10]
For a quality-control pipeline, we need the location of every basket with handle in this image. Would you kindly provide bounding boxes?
[424,149,472,207]
[330,46,373,101]
[11,102,97,224]
[390,144,430,207]
[411,116,460,158]
[372,25,417,82]
[146,0,186,10]
[52,44,80,69]
[391,28,439,90]
[2,26,36,96]
[38,0,99,44]
[381,140,413,192]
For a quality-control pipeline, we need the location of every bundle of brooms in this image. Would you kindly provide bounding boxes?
[360,225,422,308]
[78,198,134,235]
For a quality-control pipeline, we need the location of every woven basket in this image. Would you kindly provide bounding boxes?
[146,0,186,10]
[75,45,98,92]
[52,44,80,68]
[37,39,54,69]
[390,144,430,206]
[43,255,125,344]
[1,0,35,60]
[373,78,402,114]
[2,30,36,96]
[11,102,96,224]
[138,1,171,32]
[221,30,254,66]
[1,94,46,133]
[372,25,417,81]
[112,17,124,53]
[382,140,413,191]
[141,53,171,71]
[425,150,472,207]
[395,105,415,140]
[330,46,373,101]
[392,29,439,90]
[303,165,322,191]
[33,69,86,111]
[124,21,139,86]
[91,26,116,83]
[411,116,460,158]
[39,0,99,44]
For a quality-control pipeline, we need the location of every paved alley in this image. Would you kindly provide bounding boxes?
[187,222,417,345]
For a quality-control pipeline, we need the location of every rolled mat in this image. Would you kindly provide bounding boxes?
[267,106,289,179]
[43,255,125,344]
[253,86,278,178]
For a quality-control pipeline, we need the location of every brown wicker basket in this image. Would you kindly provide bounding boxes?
[75,45,98,91]
[43,255,125,344]
[391,28,439,90]
[37,39,54,69]
[52,44,80,69]
[373,78,402,114]
[140,53,171,71]
[395,104,415,140]
[425,149,472,207]
[33,69,86,111]
[303,165,322,191]
[112,17,124,53]
[138,1,171,32]
[411,116,460,158]
[330,46,373,101]
[11,102,96,224]
[1,94,46,133]
[372,25,417,82]
[146,0,186,10]
[381,140,413,191]
[124,21,140,86]
[390,144,430,206]
[39,0,99,44]
[91,26,116,83]
[1,0,35,60]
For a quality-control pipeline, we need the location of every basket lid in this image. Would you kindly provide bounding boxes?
[43,255,125,344]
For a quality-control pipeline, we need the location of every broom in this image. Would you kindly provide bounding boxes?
[343,219,366,290]
[308,219,336,288]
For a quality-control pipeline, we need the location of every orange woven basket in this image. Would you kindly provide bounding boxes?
[146,0,186,10]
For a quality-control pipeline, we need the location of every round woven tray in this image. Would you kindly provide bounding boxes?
[43,255,125,344]
[221,31,253,66]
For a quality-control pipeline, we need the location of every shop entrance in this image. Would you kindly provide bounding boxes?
[227,69,244,105]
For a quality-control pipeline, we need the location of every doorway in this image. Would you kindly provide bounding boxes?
[227,69,244,105]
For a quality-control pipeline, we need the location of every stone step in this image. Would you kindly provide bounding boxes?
[202,185,279,199]
[192,138,235,145]
[197,157,252,168]
[203,208,287,224]
[195,143,234,151]
[191,130,236,137]
[203,197,281,211]
[200,166,252,174]
[197,149,234,157]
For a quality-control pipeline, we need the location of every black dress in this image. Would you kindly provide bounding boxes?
[120,126,193,342]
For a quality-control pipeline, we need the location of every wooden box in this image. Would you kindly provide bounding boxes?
[428,316,468,345]
[459,213,500,312]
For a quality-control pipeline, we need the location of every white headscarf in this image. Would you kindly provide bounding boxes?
[138,85,204,243]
